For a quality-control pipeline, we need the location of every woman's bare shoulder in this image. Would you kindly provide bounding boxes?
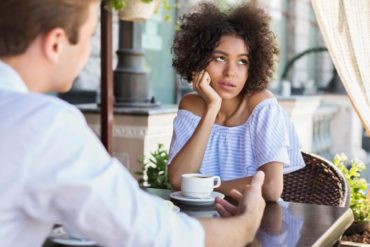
[247,90,275,112]
[179,92,206,117]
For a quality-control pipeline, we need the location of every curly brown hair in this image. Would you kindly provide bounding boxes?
[172,1,279,93]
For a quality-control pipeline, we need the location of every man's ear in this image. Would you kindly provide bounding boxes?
[42,28,67,63]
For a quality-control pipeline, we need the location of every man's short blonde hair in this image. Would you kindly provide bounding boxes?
[0,0,98,56]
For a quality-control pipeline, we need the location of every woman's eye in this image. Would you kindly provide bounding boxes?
[238,59,248,65]
[215,57,225,62]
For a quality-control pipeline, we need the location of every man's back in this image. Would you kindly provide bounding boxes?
[0,83,97,245]
[0,90,58,244]
[0,62,204,247]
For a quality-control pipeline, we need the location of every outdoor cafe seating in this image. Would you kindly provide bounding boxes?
[45,150,354,247]
[282,151,349,207]
[47,0,370,245]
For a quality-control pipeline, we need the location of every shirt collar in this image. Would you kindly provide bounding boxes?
[0,60,29,93]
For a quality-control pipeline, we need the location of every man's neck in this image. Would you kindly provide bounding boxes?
[1,55,49,93]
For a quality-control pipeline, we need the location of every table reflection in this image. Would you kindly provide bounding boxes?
[147,188,352,247]
[44,189,352,247]
[170,196,350,246]
[176,198,304,247]
[253,201,303,247]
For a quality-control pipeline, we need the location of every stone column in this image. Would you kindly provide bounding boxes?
[321,94,367,161]
[114,20,159,107]
[78,104,177,176]
[278,96,321,151]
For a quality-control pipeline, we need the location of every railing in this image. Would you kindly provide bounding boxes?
[311,105,338,159]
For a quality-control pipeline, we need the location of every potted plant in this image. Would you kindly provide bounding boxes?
[333,153,370,245]
[106,0,172,21]
[136,144,171,189]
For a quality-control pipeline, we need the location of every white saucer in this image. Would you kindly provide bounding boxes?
[173,205,180,213]
[169,191,225,206]
[182,209,220,218]
[163,200,180,213]
[48,227,96,246]
[50,238,96,246]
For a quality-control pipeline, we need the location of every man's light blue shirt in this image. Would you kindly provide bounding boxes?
[0,60,204,247]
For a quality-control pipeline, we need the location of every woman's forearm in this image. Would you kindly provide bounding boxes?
[216,177,252,196]
[168,108,218,189]
[216,163,283,201]
[218,177,282,201]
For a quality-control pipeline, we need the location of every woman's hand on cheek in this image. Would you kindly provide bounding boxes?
[193,70,222,111]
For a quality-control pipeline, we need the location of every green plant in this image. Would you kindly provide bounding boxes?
[333,153,370,223]
[106,0,176,22]
[214,0,244,10]
[107,0,153,11]
[136,144,171,189]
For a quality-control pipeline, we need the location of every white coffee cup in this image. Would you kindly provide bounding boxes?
[181,173,221,199]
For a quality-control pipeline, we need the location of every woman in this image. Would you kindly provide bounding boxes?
[168,2,305,201]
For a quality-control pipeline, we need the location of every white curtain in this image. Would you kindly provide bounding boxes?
[311,0,370,134]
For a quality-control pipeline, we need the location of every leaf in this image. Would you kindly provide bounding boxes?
[333,153,370,223]
[135,143,172,189]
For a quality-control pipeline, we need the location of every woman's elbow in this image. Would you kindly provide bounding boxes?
[263,182,283,202]
[168,169,181,190]
[169,177,181,191]
[264,191,282,202]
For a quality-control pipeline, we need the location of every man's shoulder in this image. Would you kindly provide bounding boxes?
[0,91,84,131]
[25,93,82,119]
[31,93,80,113]
[0,92,91,163]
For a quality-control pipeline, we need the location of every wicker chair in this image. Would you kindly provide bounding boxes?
[281,151,349,207]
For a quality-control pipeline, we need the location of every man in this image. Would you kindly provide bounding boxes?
[0,1,265,246]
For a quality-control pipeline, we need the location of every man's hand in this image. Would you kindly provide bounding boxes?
[214,189,242,217]
[198,172,266,246]
[215,171,266,218]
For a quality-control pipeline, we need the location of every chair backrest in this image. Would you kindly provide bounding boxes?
[281,151,349,207]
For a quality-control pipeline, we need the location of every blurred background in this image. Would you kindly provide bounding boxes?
[58,0,370,180]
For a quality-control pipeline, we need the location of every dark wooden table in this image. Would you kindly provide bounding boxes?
[45,188,353,247]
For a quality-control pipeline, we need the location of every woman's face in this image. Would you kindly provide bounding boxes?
[205,35,249,100]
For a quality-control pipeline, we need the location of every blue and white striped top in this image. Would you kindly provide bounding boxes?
[168,97,305,181]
